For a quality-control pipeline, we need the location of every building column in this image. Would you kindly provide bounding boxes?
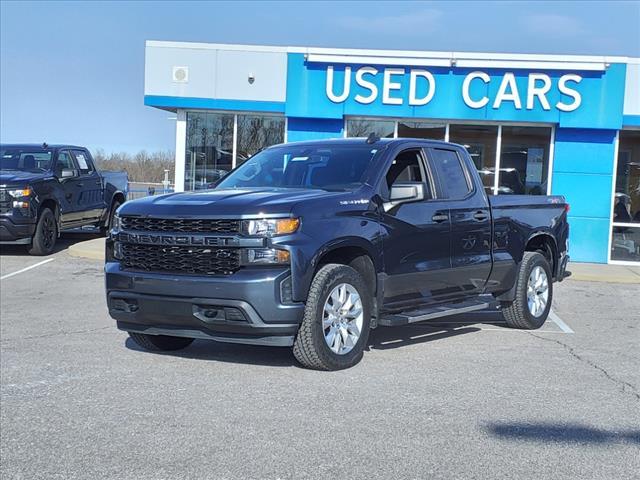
[174,109,186,192]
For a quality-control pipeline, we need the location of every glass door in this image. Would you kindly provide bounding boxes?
[610,130,640,263]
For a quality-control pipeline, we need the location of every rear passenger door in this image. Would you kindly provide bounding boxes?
[71,149,104,223]
[427,147,492,296]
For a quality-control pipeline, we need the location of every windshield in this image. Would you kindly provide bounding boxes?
[0,148,53,172]
[216,144,381,191]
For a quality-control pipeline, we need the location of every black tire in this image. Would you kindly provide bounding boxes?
[128,332,194,351]
[293,264,372,371]
[501,252,553,329]
[28,208,57,256]
[100,200,121,236]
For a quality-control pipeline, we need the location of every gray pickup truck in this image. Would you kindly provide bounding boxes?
[0,144,128,255]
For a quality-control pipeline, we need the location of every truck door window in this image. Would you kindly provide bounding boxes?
[430,149,471,199]
[55,151,76,176]
[72,150,94,175]
[386,149,426,189]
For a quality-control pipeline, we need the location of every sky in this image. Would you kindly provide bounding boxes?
[1,0,639,154]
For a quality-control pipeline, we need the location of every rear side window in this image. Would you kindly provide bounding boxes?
[72,150,93,174]
[430,148,471,199]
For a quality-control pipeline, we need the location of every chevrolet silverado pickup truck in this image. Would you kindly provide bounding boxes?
[106,137,569,370]
[0,144,128,255]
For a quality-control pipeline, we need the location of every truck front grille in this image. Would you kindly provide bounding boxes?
[121,216,240,234]
[120,244,240,276]
[0,189,10,214]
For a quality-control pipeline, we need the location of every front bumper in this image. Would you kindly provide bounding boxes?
[0,216,36,244]
[105,262,305,347]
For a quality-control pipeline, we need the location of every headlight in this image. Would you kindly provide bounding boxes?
[112,213,121,231]
[240,248,290,265]
[242,218,300,236]
[8,187,31,198]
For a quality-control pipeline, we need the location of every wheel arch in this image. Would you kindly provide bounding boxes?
[525,232,559,278]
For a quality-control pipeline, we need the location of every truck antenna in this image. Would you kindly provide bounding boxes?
[366,132,380,144]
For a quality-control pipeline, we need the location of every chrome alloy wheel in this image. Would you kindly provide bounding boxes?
[322,283,364,355]
[527,266,549,317]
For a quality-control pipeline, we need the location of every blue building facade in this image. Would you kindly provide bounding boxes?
[144,41,640,265]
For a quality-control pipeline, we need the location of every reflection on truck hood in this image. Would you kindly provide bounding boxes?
[0,170,50,185]
[119,187,352,217]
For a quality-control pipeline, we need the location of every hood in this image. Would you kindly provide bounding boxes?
[118,187,352,217]
[0,170,50,186]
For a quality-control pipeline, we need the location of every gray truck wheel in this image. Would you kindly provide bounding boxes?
[501,252,553,329]
[128,332,194,351]
[293,263,371,370]
[28,208,57,256]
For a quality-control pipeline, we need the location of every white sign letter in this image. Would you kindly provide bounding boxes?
[409,70,436,106]
[493,73,522,109]
[527,73,552,110]
[556,74,582,112]
[326,65,351,103]
[382,68,404,105]
[462,71,490,109]
[354,67,378,104]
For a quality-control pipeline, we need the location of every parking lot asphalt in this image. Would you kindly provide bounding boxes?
[1,237,639,480]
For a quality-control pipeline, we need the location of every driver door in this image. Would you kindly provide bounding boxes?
[54,150,82,226]
[379,147,453,310]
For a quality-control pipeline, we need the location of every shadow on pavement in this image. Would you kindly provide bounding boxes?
[124,337,298,367]
[487,422,640,445]
[123,312,505,367]
[0,230,102,257]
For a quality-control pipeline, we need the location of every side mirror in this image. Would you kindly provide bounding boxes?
[60,168,76,179]
[384,182,425,212]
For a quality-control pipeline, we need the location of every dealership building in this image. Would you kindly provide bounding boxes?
[143,40,640,265]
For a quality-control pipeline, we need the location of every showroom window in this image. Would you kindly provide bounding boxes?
[184,112,284,190]
[448,124,498,193]
[346,118,395,138]
[499,126,551,195]
[236,115,286,166]
[185,112,234,191]
[345,118,554,196]
[397,121,445,140]
[610,130,640,263]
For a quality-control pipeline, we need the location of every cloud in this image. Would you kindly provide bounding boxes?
[521,13,587,37]
[335,8,443,36]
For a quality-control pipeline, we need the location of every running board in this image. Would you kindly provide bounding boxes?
[378,299,490,327]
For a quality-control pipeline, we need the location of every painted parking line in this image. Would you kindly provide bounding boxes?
[0,258,55,280]
[548,310,575,334]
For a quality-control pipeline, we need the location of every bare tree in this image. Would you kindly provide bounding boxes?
[93,149,175,183]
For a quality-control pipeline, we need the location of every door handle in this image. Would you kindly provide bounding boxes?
[473,211,488,221]
[76,183,84,187]
[432,213,449,223]
[95,180,102,186]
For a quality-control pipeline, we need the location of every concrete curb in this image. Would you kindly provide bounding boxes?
[67,237,105,261]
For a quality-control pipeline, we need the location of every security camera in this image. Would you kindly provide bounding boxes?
[248,73,255,84]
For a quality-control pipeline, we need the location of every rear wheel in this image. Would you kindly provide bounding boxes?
[501,252,553,329]
[128,332,194,351]
[28,208,57,256]
[293,264,371,370]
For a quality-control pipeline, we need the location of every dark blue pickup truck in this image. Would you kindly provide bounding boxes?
[106,137,569,370]
[0,144,128,255]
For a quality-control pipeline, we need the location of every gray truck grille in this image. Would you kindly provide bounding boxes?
[120,243,241,276]
[120,216,240,234]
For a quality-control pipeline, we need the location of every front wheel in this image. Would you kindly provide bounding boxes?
[128,332,194,351]
[100,200,122,236]
[501,252,553,329]
[293,264,372,370]
[28,208,57,256]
